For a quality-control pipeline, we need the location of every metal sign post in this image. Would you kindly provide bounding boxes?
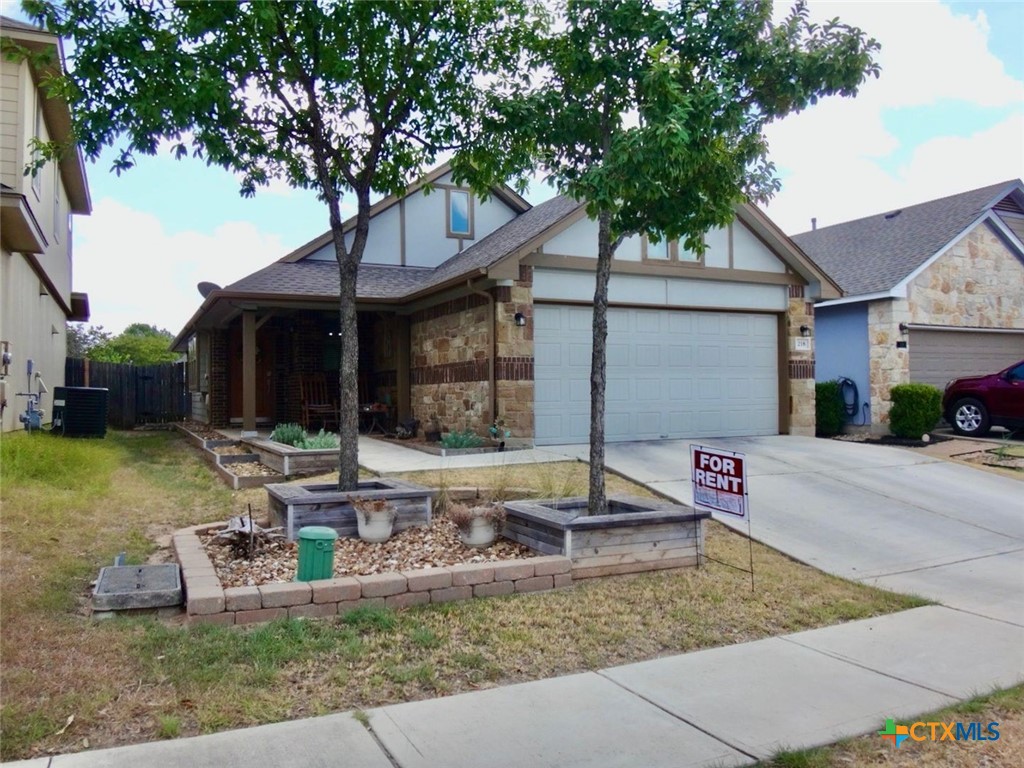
[689,444,754,591]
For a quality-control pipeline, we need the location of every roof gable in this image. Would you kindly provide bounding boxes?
[792,179,1024,297]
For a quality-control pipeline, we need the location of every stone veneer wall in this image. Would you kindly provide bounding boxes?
[410,265,535,438]
[493,265,534,437]
[867,222,1024,428]
[174,524,572,626]
[786,285,816,436]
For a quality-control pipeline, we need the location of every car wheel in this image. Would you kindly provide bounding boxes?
[950,397,991,437]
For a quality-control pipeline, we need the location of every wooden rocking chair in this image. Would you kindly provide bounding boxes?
[299,373,338,431]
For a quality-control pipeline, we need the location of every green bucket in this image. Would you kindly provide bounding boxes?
[295,526,338,582]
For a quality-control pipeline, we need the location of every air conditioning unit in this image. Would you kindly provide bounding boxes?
[52,386,109,438]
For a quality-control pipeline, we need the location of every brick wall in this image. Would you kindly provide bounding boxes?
[209,329,228,427]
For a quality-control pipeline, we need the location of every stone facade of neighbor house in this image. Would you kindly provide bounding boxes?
[867,222,1024,426]
[800,180,1024,434]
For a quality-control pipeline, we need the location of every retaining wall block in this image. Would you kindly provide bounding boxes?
[356,573,407,598]
[259,581,312,608]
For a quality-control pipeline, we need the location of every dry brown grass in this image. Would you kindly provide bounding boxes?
[1,430,925,760]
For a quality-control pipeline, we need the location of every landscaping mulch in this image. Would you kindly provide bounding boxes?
[202,515,533,587]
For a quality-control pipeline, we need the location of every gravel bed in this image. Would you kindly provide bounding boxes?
[180,420,228,441]
[202,516,535,587]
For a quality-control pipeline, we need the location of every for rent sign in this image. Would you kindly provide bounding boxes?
[690,445,748,519]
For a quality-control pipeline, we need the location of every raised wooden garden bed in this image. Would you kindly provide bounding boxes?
[266,478,435,540]
[503,495,710,579]
[241,438,340,477]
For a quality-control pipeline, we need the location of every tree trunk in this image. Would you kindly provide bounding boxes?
[335,254,360,491]
[588,208,614,515]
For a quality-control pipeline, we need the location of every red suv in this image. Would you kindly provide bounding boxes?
[942,359,1024,437]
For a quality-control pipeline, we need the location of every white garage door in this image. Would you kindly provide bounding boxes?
[909,328,1024,389]
[534,305,779,445]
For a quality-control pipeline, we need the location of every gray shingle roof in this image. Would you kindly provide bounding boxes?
[1,16,46,33]
[791,180,1021,296]
[222,195,582,302]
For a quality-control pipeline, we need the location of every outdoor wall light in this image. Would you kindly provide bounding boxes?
[799,324,811,337]
[898,322,909,335]
[514,312,527,327]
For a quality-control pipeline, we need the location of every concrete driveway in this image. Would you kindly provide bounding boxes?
[554,436,1024,625]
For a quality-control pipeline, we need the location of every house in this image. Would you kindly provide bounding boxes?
[172,163,840,444]
[0,16,92,433]
[793,180,1024,431]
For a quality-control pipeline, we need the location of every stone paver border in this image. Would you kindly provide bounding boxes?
[172,524,572,626]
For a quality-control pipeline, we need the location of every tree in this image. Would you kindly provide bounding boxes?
[28,0,539,490]
[477,0,879,514]
[89,323,179,365]
[66,322,111,358]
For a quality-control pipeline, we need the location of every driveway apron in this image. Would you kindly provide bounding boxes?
[563,436,1024,626]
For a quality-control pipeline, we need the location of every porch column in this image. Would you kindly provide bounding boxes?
[395,315,411,422]
[242,309,257,437]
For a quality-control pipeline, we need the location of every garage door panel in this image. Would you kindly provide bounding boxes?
[668,314,693,334]
[635,345,661,366]
[534,306,779,444]
[635,311,661,333]
[910,329,1024,389]
[667,345,692,367]
[698,315,721,334]
[697,346,721,366]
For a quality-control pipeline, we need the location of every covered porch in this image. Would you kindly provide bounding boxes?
[187,304,411,437]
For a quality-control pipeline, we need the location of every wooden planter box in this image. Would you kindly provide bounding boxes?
[503,495,710,579]
[242,438,339,477]
[266,478,435,540]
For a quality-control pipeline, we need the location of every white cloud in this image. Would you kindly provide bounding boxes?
[763,0,1024,233]
[73,199,288,336]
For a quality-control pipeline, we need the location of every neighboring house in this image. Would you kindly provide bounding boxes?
[793,180,1024,431]
[172,163,840,444]
[0,17,91,433]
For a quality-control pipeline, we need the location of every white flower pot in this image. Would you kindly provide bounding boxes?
[356,508,395,543]
[459,516,498,549]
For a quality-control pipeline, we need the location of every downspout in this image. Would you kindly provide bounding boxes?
[467,279,496,425]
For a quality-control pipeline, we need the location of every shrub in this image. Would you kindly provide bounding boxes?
[440,429,484,449]
[815,380,845,437]
[889,383,941,438]
[269,423,305,446]
[297,429,340,450]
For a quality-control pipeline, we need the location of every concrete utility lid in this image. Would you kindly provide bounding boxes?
[93,564,183,611]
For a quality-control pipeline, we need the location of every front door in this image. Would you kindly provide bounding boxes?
[228,325,277,422]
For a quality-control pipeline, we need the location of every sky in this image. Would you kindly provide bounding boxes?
[4,0,1022,337]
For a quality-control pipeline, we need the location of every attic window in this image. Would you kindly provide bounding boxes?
[447,189,474,239]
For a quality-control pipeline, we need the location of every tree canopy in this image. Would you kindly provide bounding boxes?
[87,323,178,365]
[470,0,879,513]
[28,0,542,489]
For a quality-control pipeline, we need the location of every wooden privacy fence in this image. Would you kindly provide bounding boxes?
[65,358,188,428]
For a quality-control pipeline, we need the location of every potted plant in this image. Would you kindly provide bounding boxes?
[448,502,506,549]
[352,496,398,543]
[424,414,442,443]
[488,417,511,451]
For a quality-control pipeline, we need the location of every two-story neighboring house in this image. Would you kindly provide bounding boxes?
[172,162,840,444]
[1,16,92,432]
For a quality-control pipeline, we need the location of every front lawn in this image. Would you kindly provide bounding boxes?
[1,429,926,759]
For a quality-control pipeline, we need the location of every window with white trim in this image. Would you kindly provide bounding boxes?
[447,189,473,239]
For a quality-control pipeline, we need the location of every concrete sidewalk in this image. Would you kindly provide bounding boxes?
[9,606,1022,768]
[356,435,578,474]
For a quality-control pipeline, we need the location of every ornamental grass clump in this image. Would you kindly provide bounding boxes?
[269,423,305,446]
